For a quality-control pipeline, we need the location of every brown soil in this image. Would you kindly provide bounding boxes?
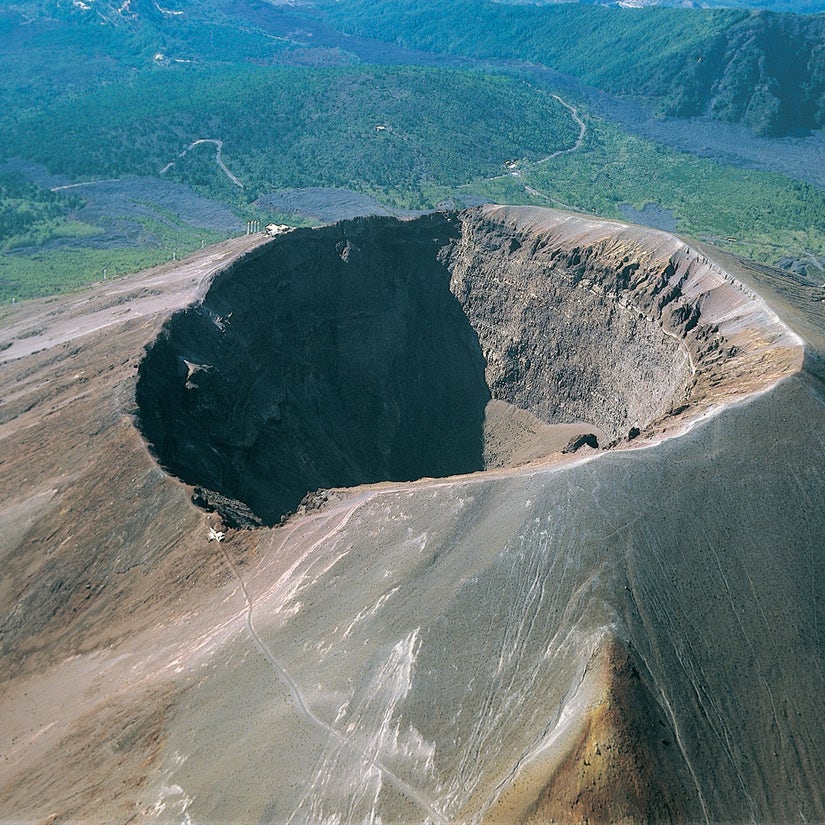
[521,640,698,825]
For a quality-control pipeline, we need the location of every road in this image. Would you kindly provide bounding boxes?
[160,138,244,188]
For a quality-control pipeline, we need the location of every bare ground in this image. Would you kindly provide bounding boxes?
[0,210,822,824]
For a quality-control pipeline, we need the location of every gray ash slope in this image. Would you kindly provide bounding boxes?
[1,206,823,824]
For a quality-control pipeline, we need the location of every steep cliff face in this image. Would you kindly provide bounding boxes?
[448,210,693,441]
[136,206,799,526]
[137,214,488,526]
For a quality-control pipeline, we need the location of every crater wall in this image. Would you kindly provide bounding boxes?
[448,209,694,440]
[136,206,801,526]
[136,214,489,526]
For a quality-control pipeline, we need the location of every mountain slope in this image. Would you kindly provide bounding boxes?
[0,209,823,822]
[323,0,825,135]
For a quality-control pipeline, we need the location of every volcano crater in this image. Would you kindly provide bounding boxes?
[135,206,799,526]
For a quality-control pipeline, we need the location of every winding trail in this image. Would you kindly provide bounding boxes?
[160,138,244,188]
[469,92,586,191]
[218,495,448,825]
[544,94,586,161]
[501,95,586,208]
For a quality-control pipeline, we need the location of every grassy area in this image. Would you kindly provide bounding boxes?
[0,169,233,303]
[0,229,227,304]
[459,113,825,264]
[4,221,102,252]
[0,173,95,251]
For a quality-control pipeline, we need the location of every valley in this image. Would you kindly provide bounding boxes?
[1,0,824,302]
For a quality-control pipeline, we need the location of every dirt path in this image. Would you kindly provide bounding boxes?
[502,94,586,207]
[544,94,586,160]
[218,493,449,824]
[469,92,586,188]
[50,178,123,192]
[508,94,585,185]
[160,138,244,188]
[0,234,268,364]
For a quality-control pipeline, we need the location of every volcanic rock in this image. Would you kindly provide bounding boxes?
[562,432,600,453]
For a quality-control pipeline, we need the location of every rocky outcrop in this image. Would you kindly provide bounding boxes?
[562,433,599,454]
[482,637,700,825]
[448,209,694,442]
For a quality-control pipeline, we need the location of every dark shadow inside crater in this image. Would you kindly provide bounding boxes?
[136,214,490,526]
[137,209,698,528]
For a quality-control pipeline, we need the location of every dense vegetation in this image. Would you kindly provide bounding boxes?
[494,0,825,11]
[0,0,298,129]
[4,65,580,203]
[323,0,825,136]
[721,0,825,8]
[461,116,825,264]
[0,174,93,252]
[0,0,822,303]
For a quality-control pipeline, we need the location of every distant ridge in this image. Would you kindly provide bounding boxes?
[494,0,825,12]
[324,0,825,135]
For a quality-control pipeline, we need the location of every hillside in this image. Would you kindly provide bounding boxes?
[323,0,825,136]
[1,0,824,819]
[496,0,825,11]
[4,66,580,199]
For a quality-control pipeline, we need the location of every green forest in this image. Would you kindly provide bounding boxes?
[324,0,825,135]
[0,174,92,251]
[0,0,823,302]
[4,65,581,202]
